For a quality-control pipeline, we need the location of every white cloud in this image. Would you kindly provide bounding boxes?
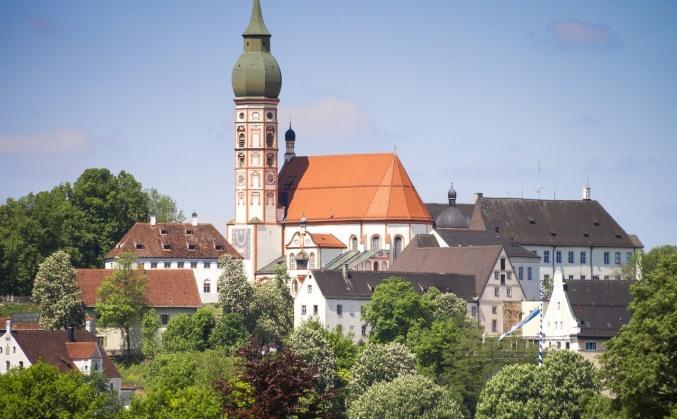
[0,129,88,154]
[548,20,624,50]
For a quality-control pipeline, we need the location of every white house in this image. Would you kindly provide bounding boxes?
[543,271,633,362]
[0,320,122,394]
[293,270,477,343]
[104,212,241,304]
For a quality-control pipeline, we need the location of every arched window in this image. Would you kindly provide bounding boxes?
[289,253,296,270]
[371,235,381,251]
[309,253,316,270]
[350,236,358,251]
[238,134,245,148]
[266,154,274,167]
[373,261,379,271]
[266,133,274,148]
[203,279,211,293]
[394,235,403,259]
[238,153,245,168]
[291,280,299,296]
[266,193,274,206]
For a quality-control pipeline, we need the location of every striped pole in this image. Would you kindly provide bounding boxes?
[538,273,544,367]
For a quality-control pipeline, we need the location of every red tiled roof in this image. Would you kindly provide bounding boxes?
[0,318,40,330]
[65,342,100,360]
[278,153,432,223]
[105,222,240,260]
[309,233,346,249]
[77,269,202,308]
[10,329,120,378]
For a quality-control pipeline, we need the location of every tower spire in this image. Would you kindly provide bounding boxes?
[243,0,271,37]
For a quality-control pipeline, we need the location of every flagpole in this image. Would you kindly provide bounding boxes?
[539,273,544,367]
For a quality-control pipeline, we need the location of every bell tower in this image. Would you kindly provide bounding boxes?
[228,0,284,278]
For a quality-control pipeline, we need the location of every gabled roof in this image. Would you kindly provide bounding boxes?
[323,250,379,270]
[77,269,202,308]
[9,329,120,378]
[390,244,504,295]
[65,342,101,360]
[309,233,346,249]
[434,229,539,259]
[565,279,633,338]
[105,222,240,260]
[309,270,477,301]
[278,153,432,224]
[469,197,639,248]
[256,255,286,276]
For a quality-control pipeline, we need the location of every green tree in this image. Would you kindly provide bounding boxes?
[217,254,254,326]
[406,319,463,378]
[250,264,293,347]
[31,250,85,330]
[347,342,417,404]
[0,363,120,418]
[96,253,147,358]
[127,384,222,419]
[141,309,161,359]
[145,188,185,223]
[475,363,541,418]
[423,287,471,327]
[209,312,249,349]
[161,308,216,353]
[348,374,463,419]
[601,246,677,417]
[363,277,432,343]
[287,320,338,391]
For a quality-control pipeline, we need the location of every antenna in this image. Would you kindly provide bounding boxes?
[536,160,544,199]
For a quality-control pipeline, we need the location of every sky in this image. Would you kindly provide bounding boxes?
[1,0,676,249]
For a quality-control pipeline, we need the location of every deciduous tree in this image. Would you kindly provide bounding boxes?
[250,266,293,347]
[141,309,161,359]
[217,254,254,327]
[145,188,185,223]
[161,308,216,353]
[287,320,337,391]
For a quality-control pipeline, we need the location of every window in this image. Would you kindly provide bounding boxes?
[160,229,168,235]
[556,251,562,264]
[309,253,316,270]
[500,274,506,285]
[350,236,358,251]
[203,279,211,293]
[604,252,610,265]
[313,305,318,316]
[491,320,497,333]
[557,301,561,310]
[494,271,500,280]
[151,262,158,269]
[568,251,574,263]
[569,275,574,280]
[204,262,211,269]
[543,251,550,263]
[585,341,598,351]
[518,267,524,280]
[527,267,533,281]
[580,251,587,264]
[136,243,144,250]
[394,236,403,259]
[507,287,512,297]
[500,258,506,271]
[238,133,245,148]
[494,287,500,297]
[471,306,477,317]
[492,305,497,315]
[162,243,171,250]
[185,229,193,236]
[97,336,105,346]
[190,262,197,268]
[266,133,274,148]
[5,361,9,370]
[373,262,379,272]
[307,284,312,294]
[301,305,307,316]
[544,274,550,282]
[238,153,245,167]
[188,244,197,251]
[12,347,15,354]
[615,252,621,265]
[565,342,570,349]
[371,235,381,251]
[626,252,632,262]
[581,275,586,280]
[362,325,368,336]
[289,254,296,270]
[337,305,343,317]
[266,154,274,167]
[604,275,610,280]
[507,272,512,280]
[178,262,184,268]
[160,314,170,326]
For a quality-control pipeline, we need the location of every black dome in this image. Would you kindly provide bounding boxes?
[285,126,296,141]
[435,207,468,229]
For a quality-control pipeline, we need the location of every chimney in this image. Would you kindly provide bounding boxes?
[342,264,349,280]
[582,186,591,201]
[85,318,95,335]
[191,211,198,227]
[150,214,157,226]
[68,326,75,342]
[5,319,11,334]
[474,192,483,201]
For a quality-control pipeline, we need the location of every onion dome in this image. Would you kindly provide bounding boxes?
[285,123,296,142]
[435,182,468,229]
[231,0,282,99]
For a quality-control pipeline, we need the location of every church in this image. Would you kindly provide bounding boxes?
[225,0,434,280]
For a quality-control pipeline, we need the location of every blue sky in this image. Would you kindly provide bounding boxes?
[1,1,676,249]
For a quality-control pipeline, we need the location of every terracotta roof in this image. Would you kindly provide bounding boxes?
[309,233,346,249]
[309,270,477,301]
[65,342,101,360]
[9,329,120,378]
[565,279,633,338]
[434,229,540,259]
[77,269,201,308]
[105,222,240,260]
[469,197,639,248]
[279,153,432,223]
[390,244,504,295]
[0,318,40,330]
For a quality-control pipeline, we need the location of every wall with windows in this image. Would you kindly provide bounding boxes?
[511,257,541,300]
[0,328,30,374]
[542,272,580,352]
[524,245,636,281]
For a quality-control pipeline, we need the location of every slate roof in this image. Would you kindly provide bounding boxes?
[323,250,379,270]
[77,269,202,308]
[105,222,240,260]
[390,244,504,295]
[256,255,286,275]
[278,153,432,224]
[7,329,120,378]
[565,279,633,338]
[426,203,475,222]
[468,197,639,248]
[434,229,539,259]
[310,270,477,301]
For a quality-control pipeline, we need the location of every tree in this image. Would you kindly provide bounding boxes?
[209,312,249,349]
[347,342,417,404]
[299,319,358,379]
[161,308,216,353]
[96,252,147,358]
[217,254,254,326]
[347,374,463,419]
[287,320,338,391]
[127,384,222,419]
[0,363,120,418]
[601,246,677,417]
[141,309,161,359]
[476,351,599,418]
[406,319,463,378]
[250,265,293,347]
[363,277,432,343]
[31,250,85,330]
[423,287,471,327]
[145,188,185,223]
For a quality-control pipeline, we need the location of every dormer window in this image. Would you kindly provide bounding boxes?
[593,220,600,226]
[160,229,168,235]
[583,232,590,237]
[185,229,193,235]
[135,243,144,250]
[528,217,536,225]
[215,244,224,251]
[550,232,557,237]
[162,243,171,250]
[187,244,197,251]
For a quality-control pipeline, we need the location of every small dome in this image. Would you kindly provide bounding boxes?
[448,183,457,202]
[435,207,468,229]
[285,125,296,141]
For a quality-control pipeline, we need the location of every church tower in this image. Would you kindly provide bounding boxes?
[228,0,283,277]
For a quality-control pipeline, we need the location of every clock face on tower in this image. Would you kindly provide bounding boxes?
[266,172,275,185]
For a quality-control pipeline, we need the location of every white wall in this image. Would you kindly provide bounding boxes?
[478,249,526,336]
[543,271,581,351]
[0,329,30,373]
[526,245,636,281]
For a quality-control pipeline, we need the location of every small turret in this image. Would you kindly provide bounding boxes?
[284,122,296,163]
